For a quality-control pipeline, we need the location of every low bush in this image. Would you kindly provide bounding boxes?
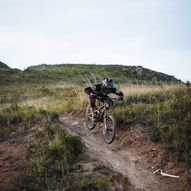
[114,88,191,163]
[150,89,191,162]
[20,123,86,191]
[113,104,150,125]
[0,104,42,139]
[121,176,129,191]
[19,120,126,191]
[96,176,109,190]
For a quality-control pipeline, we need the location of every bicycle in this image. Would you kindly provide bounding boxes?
[85,97,119,144]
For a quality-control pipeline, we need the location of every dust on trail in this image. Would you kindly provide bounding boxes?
[59,115,173,191]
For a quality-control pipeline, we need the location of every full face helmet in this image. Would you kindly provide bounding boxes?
[102,77,114,89]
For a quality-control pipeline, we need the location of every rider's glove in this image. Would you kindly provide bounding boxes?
[90,93,96,98]
[119,96,124,101]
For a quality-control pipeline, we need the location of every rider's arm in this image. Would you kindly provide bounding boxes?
[84,87,93,95]
[84,85,97,96]
[113,88,124,100]
[84,86,97,108]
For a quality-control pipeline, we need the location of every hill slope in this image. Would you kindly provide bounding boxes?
[24,64,181,83]
[0,61,21,85]
[0,63,181,85]
[0,61,10,69]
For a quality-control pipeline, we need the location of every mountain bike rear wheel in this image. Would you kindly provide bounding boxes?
[85,105,96,130]
[103,115,116,144]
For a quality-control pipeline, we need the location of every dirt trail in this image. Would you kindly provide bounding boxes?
[59,114,179,191]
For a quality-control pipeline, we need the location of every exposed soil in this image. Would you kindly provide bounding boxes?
[0,136,26,191]
[0,109,190,191]
[0,120,46,191]
[59,109,190,191]
[0,117,131,191]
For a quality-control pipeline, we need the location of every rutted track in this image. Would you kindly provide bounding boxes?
[59,114,177,191]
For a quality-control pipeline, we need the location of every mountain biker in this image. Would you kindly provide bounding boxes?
[84,77,124,121]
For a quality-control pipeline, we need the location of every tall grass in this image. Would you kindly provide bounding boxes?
[0,83,88,113]
[1,81,190,163]
[113,86,191,163]
[120,83,184,97]
[0,104,43,139]
[19,85,88,113]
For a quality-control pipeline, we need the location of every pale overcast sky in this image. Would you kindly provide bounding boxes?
[0,0,191,81]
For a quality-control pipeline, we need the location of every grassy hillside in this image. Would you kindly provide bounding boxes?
[0,105,128,191]
[0,63,181,85]
[0,61,10,69]
[23,64,181,84]
[113,86,191,163]
[0,61,21,85]
[0,62,190,190]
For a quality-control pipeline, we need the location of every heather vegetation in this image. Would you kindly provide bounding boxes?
[0,62,180,85]
[0,98,127,190]
[22,115,127,190]
[0,63,133,190]
[0,62,190,190]
[113,87,191,163]
[0,105,40,139]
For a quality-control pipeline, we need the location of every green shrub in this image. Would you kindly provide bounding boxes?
[76,177,96,191]
[113,104,149,125]
[20,123,86,191]
[0,105,42,139]
[114,88,191,163]
[121,176,129,191]
[94,164,107,171]
[152,90,191,162]
[96,176,107,190]
[65,134,86,164]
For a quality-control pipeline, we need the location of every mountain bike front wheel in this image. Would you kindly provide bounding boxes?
[85,105,96,130]
[103,114,116,144]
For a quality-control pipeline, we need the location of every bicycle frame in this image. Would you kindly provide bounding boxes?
[94,98,115,122]
[94,104,105,122]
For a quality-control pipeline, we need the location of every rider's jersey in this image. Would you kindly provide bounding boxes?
[84,83,123,98]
